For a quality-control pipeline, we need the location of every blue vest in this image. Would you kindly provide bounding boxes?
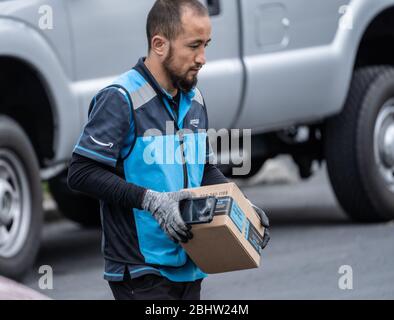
[110,60,209,282]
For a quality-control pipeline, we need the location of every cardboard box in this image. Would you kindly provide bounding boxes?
[181,182,265,274]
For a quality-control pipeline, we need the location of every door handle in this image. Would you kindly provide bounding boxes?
[206,0,221,16]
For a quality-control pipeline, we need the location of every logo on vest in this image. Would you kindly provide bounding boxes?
[190,119,200,128]
[90,136,114,149]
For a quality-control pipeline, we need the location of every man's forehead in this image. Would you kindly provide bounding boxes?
[179,8,211,40]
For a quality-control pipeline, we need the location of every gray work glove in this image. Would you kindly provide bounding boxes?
[142,189,194,244]
[248,200,270,250]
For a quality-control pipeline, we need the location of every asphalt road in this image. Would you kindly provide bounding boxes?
[22,167,394,300]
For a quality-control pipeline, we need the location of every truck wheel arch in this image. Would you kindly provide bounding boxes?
[0,56,57,167]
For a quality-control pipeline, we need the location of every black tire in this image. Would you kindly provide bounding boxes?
[325,66,394,222]
[48,171,101,228]
[0,116,43,279]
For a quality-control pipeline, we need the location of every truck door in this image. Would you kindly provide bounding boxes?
[236,0,350,131]
[197,0,243,130]
[65,0,155,123]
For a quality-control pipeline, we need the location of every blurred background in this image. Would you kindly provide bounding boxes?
[1,0,394,299]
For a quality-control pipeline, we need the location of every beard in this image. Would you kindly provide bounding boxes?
[163,45,199,92]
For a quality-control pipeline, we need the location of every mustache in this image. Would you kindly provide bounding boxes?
[191,65,203,71]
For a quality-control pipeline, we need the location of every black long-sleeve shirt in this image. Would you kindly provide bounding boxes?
[67,153,229,210]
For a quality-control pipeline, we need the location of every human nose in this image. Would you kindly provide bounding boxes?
[195,48,206,66]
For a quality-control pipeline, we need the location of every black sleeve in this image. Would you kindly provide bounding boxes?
[67,153,146,210]
[201,163,229,186]
[199,89,229,186]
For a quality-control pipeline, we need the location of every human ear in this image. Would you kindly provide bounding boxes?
[151,35,169,57]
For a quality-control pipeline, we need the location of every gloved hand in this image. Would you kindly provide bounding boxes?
[248,200,270,250]
[142,189,194,244]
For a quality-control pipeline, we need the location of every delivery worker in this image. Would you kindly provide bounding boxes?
[67,0,270,300]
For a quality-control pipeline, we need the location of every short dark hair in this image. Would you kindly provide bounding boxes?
[146,0,209,51]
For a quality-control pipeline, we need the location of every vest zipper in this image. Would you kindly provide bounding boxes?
[169,100,189,189]
[178,131,188,189]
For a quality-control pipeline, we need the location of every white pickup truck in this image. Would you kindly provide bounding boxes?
[1,0,394,278]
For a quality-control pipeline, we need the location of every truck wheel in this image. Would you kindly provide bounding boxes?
[48,171,101,228]
[325,66,394,222]
[0,116,43,279]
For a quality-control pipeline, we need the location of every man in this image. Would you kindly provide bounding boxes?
[67,0,269,300]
